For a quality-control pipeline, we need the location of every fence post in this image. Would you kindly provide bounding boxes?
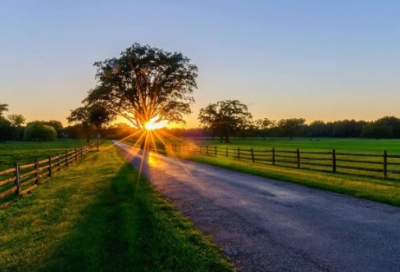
[251,148,254,162]
[383,150,388,178]
[81,146,83,158]
[215,146,217,157]
[35,158,39,184]
[206,145,209,155]
[296,148,300,168]
[66,151,69,167]
[272,148,275,164]
[14,162,20,197]
[332,149,336,173]
[226,147,228,157]
[75,148,78,162]
[58,153,61,172]
[48,156,52,177]
[238,148,240,160]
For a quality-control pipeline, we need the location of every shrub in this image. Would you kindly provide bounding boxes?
[24,122,57,141]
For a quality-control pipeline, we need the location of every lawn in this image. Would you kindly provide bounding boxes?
[0,141,232,272]
[0,139,91,171]
[124,137,400,207]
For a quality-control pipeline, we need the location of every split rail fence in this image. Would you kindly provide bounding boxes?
[157,143,400,179]
[0,142,99,208]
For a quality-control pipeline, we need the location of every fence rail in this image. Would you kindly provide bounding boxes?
[0,142,99,209]
[156,143,400,180]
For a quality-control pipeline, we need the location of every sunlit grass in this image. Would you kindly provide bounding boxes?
[0,141,232,272]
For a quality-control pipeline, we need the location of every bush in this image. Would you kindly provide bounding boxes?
[24,122,57,141]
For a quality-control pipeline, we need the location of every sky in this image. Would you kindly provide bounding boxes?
[1,0,400,128]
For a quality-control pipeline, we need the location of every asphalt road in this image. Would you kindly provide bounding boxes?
[115,142,400,272]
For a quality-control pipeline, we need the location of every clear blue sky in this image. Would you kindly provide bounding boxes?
[1,0,400,127]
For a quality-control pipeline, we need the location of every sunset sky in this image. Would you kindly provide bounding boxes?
[1,1,400,128]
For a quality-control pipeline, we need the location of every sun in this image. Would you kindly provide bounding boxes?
[145,116,165,130]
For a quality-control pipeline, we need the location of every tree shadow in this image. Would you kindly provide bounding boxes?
[39,162,141,272]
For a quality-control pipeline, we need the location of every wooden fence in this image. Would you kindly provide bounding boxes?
[157,143,400,179]
[0,142,99,209]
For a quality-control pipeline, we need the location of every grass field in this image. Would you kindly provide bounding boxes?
[0,140,90,171]
[186,137,400,153]
[0,142,232,272]
[124,137,400,207]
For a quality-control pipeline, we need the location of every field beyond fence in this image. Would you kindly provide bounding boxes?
[0,142,99,208]
[156,142,400,180]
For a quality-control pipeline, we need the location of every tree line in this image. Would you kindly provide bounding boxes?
[196,100,400,142]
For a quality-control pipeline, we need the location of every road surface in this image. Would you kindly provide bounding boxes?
[115,142,400,272]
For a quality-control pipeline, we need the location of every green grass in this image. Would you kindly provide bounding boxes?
[0,140,90,171]
[188,137,400,154]
[0,142,232,272]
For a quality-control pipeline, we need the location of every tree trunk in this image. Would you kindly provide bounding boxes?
[219,136,223,143]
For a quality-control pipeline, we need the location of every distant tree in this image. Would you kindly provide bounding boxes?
[255,118,273,140]
[24,122,56,141]
[332,119,366,137]
[84,43,198,128]
[278,118,306,140]
[0,119,15,143]
[67,107,95,143]
[43,120,64,138]
[88,105,116,133]
[67,105,114,142]
[0,103,8,119]
[198,100,252,143]
[307,120,326,137]
[374,116,400,138]
[361,122,393,139]
[8,114,26,141]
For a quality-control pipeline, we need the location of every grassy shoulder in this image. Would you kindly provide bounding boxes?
[156,149,400,207]
[0,142,232,272]
[0,139,89,171]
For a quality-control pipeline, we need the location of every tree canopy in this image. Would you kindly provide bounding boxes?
[67,105,114,142]
[278,118,306,140]
[198,100,252,142]
[24,122,57,142]
[84,43,198,128]
[0,103,9,119]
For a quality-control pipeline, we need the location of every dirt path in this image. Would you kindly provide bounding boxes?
[115,142,400,272]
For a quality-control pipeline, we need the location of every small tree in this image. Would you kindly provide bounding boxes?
[43,120,64,138]
[278,118,306,140]
[198,100,252,143]
[67,105,114,142]
[8,114,26,141]
[24,122,57,142]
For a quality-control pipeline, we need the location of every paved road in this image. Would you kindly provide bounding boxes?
[115,142,400,272]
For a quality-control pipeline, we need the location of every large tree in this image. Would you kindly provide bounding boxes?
[198,100,252,143]
[278,118,306,140]
[84,43,198,129]
[8,114,26,141]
